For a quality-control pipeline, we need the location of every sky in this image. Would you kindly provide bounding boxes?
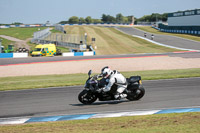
[0,0,200,24]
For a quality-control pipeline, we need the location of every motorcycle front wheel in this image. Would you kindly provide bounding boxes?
[78,90,97,104]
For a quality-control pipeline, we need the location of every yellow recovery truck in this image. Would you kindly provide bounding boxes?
[31,44,56,57]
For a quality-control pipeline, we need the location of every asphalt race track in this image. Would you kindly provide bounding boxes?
[0,78,200,118]
[116,27,200,51]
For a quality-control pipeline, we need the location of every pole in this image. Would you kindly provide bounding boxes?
[85,33,87,45]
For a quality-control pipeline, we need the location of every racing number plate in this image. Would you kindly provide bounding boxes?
[139,80,142,84]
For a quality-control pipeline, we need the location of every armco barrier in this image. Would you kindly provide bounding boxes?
[0,23,130,29]
[0,53,13,58]
[0,52,95,58]
[0,24,51,29]
[156,24,200,35]
[0,53,28,58]
[63,51,95,57]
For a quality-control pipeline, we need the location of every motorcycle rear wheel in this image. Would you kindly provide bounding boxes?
[126,85,145,101]
[78,90,97,104]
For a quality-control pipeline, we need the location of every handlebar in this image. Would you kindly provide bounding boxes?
[91,74,103,80]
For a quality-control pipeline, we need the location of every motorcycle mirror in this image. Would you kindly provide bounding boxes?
[88,70,92,76]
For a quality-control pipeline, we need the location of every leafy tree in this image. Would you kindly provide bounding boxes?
[85,16,93,23]
[107,15,116,23]
[68,16,79,24]
[101,14,108,23]
[92,19,102,23]
[59,21,68,24]
[136,13,168,22]
[79,17,86,24]
[123,17,129,23]
[161,13,168,21]
[116,13,124,23]
[101,14,116,23]
[150,13,162,22]
[12,22,23,25]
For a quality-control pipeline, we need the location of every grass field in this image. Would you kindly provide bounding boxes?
[64,26,180,55]
[0,27,47,40]
[0,37,14,49]
[0,27,70,52]
[0,27,47,51]
[0,112,199,133]
[135,26,200,42]
[0,68,200,91]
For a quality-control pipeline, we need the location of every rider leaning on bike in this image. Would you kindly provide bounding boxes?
[100,66,127,99]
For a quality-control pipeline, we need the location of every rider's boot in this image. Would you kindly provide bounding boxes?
[114,93,127,100]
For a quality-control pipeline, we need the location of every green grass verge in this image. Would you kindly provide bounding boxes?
[50,28,63,33]
[0,68,200,91]
[135,26,200,42]
[0,37,14,49]
[0,112,199,133]
[0,27,47,40]
[0,27,70,52]
[56,46,70,53]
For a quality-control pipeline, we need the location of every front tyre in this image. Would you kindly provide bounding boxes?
[126,85,145,101]
[78,90,97,104]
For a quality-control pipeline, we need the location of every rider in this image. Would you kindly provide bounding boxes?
[100,66,127,99]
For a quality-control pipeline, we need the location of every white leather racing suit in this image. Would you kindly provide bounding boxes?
[103,70,127,95]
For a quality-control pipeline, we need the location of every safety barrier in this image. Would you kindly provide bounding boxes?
[0,51,95,58]
[0,53,28,58]
[0,23,131,29]
[62,51,95,57]
[61,23,130,26]
[155,24,200,35]
[0,52,95,58]
[0,24,51,29]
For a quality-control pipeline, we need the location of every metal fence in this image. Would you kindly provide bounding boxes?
[43,34,86,50]
[38,40,83,50]
[44,34,85,44]
[31,28,87,50]
[54,24,65,33]
[31,28,51,43]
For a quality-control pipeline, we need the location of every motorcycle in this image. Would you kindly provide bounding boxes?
[78,70,145,104]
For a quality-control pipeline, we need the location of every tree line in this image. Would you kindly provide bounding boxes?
[0,13,168,25]
[59,13,133,24]
[59,13,168,24]
[137,13,168,22]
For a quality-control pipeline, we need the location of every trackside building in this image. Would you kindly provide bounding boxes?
[158,9,200,35]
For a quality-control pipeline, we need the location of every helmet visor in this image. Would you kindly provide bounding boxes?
[102,72,107,78]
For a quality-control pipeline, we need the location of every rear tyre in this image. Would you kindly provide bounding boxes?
[126,85,145,101]
[78,90,97,104]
